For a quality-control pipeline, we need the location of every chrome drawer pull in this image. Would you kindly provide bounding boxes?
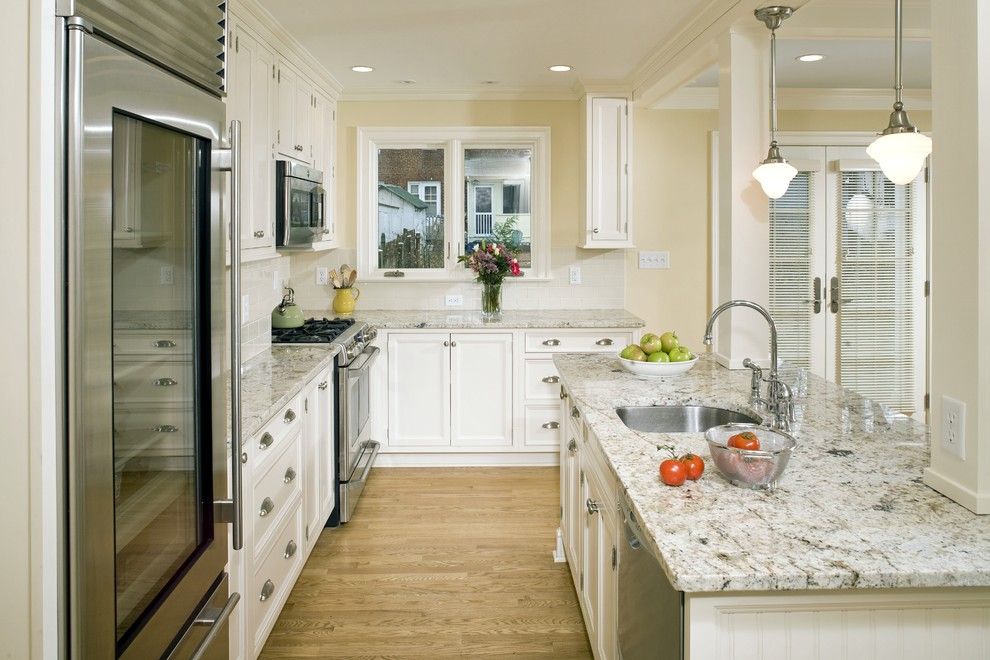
[259,579,275,602]
[258,497,275,517]
[542,338,561,347]
[542,421,560,430]
[571,406,580,419]
[153,424,179,433]
[541,376,560,384]
[154,377,177,387]
[595,338,614,346]
[283,409,296,424]
[283,540,297,559]
[283,467,296,484]
[317,381,328,390]
[259,433,274,450]
[153,339,176,348]
[253,230,265,238]
[568,439,577,452]
[586,498,600,515]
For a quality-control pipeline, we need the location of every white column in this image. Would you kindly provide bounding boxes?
[924,0,990,513]
[714,27,772,369]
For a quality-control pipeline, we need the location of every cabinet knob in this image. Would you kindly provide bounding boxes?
[283,409,296,424]
[259,433,274,450]
[283,467,296,484]
[258,497,275,517]
[595,338,614,346]
[283,540,297,559]
[253,230,265,238]
[323,228,331,235]
[593,227,600,234]
[586,498,600,515]
[542,421,560,430]
[541,375,560,384]
[568,439,577,452]
[443,340,450,347]
[318,381,329,390]
[259,579,275,602]
[571,406,580,419]
[542,338,561,347]
[240,451,248,464]
[450,340,457,347]
[294,144,304,151]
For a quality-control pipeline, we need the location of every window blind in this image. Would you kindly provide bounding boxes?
[836,170,918,414]
[769,170,815,369]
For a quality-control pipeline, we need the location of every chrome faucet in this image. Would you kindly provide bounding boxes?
[703,300,795,431]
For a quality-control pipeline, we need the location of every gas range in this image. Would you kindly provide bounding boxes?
[271,317,378,366]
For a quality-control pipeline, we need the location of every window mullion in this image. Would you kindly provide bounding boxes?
[448,138,465,273]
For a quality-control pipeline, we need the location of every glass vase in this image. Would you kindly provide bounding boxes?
[481,280,502,320]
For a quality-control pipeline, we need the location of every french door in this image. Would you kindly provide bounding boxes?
[769,144,928,416]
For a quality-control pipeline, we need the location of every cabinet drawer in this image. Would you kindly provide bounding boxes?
[524,331,633,354]
[251,432,303,558]
[113,408,193,471]
[114,331,190,357]
[524,403,562,448]
[523,359,561,401]
[247,394,302,473]
[249,500,304,655]
[113,361,192,405]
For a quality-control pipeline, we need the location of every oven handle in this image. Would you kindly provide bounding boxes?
[312,185,326,230]
[354,440,380,484]
[281,181,292,246]
[347,345,380,377]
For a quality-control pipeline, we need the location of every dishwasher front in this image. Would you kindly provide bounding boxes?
[618,497,683,660]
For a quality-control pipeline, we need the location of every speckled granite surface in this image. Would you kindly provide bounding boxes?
[114,310,192,330]
[554,353,990,593]
[302,309,645,329]
[231,344,339,440]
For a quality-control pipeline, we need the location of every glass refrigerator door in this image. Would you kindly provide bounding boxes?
[110,111,213,647]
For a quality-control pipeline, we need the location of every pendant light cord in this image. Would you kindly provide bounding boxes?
[893,0,903,107]
[769,25,778,143]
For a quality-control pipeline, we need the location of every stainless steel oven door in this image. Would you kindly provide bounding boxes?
[65,24,232,660]
[338,345,381,523]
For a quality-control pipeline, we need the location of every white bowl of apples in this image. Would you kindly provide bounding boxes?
[618,331,699,376]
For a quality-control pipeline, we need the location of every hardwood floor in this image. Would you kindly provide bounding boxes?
[261,467,592,659]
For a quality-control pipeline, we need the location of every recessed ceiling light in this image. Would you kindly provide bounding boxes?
[351,65,374,73]
[396,79,417,85]
[480,80,499,85]
[548,65,572,73]
[796,54,825,62]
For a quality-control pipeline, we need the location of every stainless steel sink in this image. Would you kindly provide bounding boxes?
[615,405,760,433]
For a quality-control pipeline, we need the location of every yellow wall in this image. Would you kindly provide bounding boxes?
[335,100,581,248]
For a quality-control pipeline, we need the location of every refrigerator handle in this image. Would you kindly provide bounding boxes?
[213,120,244,550]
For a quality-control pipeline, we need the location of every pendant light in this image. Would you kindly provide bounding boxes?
[752,6,797,200]
[867,0,931,185]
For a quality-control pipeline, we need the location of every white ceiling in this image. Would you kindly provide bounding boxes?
[255,0,710,94]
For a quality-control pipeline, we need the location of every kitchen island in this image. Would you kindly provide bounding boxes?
[554,353,990,660]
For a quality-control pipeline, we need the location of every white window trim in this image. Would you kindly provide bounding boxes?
[357,126,551,282]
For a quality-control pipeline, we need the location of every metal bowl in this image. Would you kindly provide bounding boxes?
[705,423,796,490]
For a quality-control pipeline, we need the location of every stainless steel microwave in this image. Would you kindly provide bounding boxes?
[276,160,327,247]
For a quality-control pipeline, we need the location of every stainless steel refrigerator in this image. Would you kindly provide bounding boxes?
[61,2,243,657]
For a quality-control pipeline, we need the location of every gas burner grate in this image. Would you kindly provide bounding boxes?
[272,317,356,344]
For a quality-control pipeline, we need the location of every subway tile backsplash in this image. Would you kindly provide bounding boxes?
[238,255,291,362]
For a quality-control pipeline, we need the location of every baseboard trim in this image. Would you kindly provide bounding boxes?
[374,452,559,467]
[923,467,990,514]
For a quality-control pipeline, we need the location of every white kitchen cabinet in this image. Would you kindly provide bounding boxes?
[310,91,337,247]
[387,333,451,447]
[450,333,513,447]
[580,95,632,249]
[275,59,313,164]
[560,391,582,590]
[227,21,276,253]
[301,366,333,556]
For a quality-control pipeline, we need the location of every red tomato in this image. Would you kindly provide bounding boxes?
[659,459,687,486]
[680,453,705,480]
[727,431,761,451]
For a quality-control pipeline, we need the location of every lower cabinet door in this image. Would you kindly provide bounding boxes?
[450,333,513,447]
[387,333,451,446]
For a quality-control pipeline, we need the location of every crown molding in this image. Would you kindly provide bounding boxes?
[339,85,582,102]
[652,86,932,111]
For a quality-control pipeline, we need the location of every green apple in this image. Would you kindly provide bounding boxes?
[660,331,680,353]
[647,350,670,363]
[639,333,663,355]
[668,347,693,362]
[619,344,647,362]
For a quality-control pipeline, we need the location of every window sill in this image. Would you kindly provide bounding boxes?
[361,274,551,284]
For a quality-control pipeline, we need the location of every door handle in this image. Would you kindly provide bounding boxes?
[186,592,241,660]
[542,421,560,430]
[829,276,853,314]
[542,375,559,384]
[812,277,822,314]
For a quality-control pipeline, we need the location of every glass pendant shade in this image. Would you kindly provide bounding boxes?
[866,131,932,185]
[753,160,797,199]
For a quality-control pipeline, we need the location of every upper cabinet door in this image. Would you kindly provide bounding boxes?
[227,22,275,250]
[582,96,632,248]
[387,333,451,447]
[311,93,336,245]
[275,61,313,165]
[449,333,513,447]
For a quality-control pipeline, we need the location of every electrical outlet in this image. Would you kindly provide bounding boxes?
[445,294,464,307]
[159,266,174,286]
[941,395,966,459]
[241,294,250,324]
[316,267,329,286]
[569,266,582,285]
[639,251,670,270]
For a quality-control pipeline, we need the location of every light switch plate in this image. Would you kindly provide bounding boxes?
[316,267,329,286]
[639,251,670,270]
[241,294,250,324]
[941,395,966,459]
[159,266,174,286]
[569,266,582,285]
[445,294,464,307]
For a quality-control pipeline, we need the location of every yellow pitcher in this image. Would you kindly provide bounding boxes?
[332,287,360,315]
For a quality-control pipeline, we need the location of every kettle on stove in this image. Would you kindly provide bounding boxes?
[271,287,305,329]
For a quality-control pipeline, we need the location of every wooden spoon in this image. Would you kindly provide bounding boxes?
[347,269,358,288]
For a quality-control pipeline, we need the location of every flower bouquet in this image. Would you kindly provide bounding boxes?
[458,240,523,319]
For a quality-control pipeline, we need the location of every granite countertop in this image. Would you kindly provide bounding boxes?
[302,308,645,329]
[554,353,990,593]
[114,310,192,330]
[232,344,339,440]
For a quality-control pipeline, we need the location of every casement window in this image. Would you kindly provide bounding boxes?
[357,127,550,280]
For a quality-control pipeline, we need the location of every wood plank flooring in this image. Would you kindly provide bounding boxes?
[261,467,592,659]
